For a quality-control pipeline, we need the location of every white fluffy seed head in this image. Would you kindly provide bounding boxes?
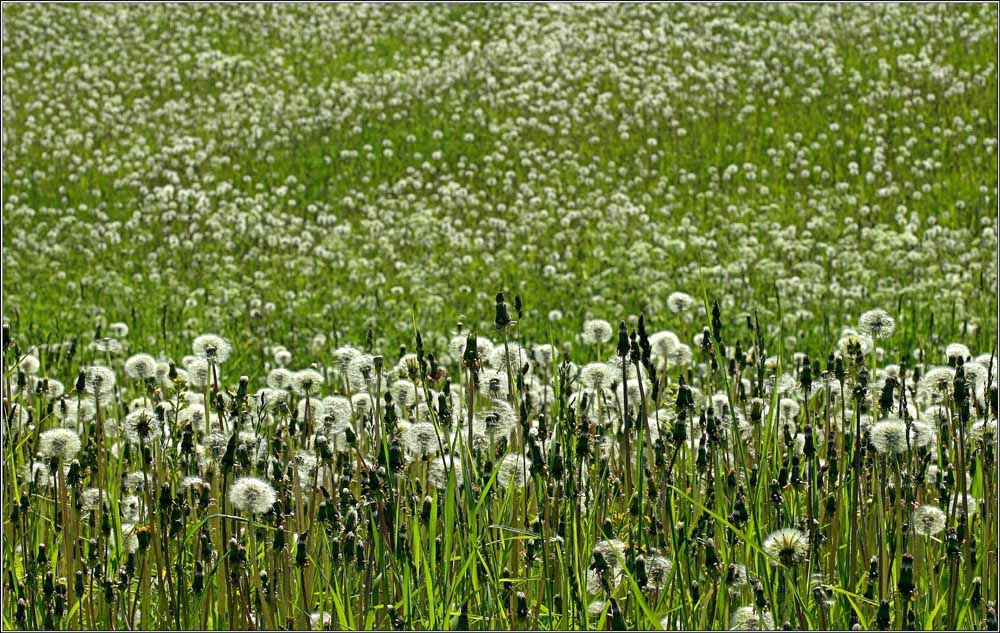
[870,418,910,455]
[945,342,970,362]
[267,367,294,390]
[649,331,680,358]
[84,365,117,396]
[293,368,325,396]
[428,455,463,489]
[581,319,613,345]
[193,334,232,364]
[858,308,895,339]
[496,452,530,488]
[402,421,440,461]
[38,428,81,461]
[17,353,40,375]
[228,477,277,515]
[729,606,775,631]
[763,528,809,567]
[912,505,946,536]
[579,362,613,390]
[667,291,695,313]
[124,353,158,380]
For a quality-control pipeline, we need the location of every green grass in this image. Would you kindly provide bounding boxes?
[1,3,997,631]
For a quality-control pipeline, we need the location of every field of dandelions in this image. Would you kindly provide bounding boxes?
[2,3,998,632]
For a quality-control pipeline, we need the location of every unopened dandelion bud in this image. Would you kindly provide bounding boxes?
[343,531,357,562]
[42,571,54,598]
[295,533,308,567]
[137,526,152,550]
[876,599,891,630]
[272,524,286,551]
[970,577,982,607]
[897,553,915,598]
[515,590,528,619]
[864,555,880,586]
[192,561,205,594]
[704,538,721,571]
[494,292,512,329]
[420,496,432,524]
[158,482,173,512]
[742,577,763,609]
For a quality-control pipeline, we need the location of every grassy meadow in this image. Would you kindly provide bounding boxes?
[1,3,998,631]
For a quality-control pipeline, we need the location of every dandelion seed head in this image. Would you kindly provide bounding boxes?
[779,397,800,422]
[593,539,626,565]
[38,428,81,461]
[870,418,910,454]
[644,554,673,590]
[837,332,874,357]
[293,368,325,396]
[123,408,161,443]
[403,421,440,461]
[912,505,947,536]
[581,319,613,345]
[730,606,775,631]
[945,342,970,362]
[487,343,529,373]
[344,353,376,390]
[120,523,139,554]
[909,419,936,449]
[82,487,107,511]
[192,334,232,364]
[296,450,320,484]
[332,345,362,373]
[428,455,463,489]
[267,368,294,390]
[229,476,277,514]
[92,337,124,355]
[309,611,332,630]
[669,343,693,367]
[476,400,517,440]
[121,495,143,522]
[587,600,607,617]
[124,353,157,380]
[351,392,373,418]
[969,419,997,447]
[532,343,556,367]
[181,476,206,490]
[390,379,418,407]
[123,471,148,491]
[274,347,292,367]
[762,528,809,567]
[17,353,40,374]
[667,291,695,313]
[579,362,613,390]
[496,452,531,488]
[949,493,978,518]
[184,358,211,388]
[726,564,748,594]
[858,308,895,339]
[649,331,681,358]
[84,365,116,396]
